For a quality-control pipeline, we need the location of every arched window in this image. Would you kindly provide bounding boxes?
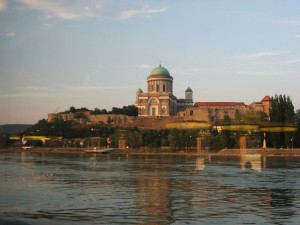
[190,110,193,116]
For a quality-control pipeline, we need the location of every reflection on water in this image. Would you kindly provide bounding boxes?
[0,152,300,224]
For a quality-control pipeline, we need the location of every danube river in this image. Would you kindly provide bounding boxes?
[0,152,300,225]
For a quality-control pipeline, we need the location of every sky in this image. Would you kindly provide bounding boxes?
[0,0,300,125]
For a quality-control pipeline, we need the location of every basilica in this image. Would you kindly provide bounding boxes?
[135,65,271,122]
[135,65,193,117]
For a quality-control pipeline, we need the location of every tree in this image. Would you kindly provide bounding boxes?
[269,94,295,148]
[70,106,76,113]
[127,131,142,149]
[0,133,11,148]
[294,109,300,148]
[93,108,101,115]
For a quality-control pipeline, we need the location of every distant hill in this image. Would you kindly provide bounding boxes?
[0,124,33,135]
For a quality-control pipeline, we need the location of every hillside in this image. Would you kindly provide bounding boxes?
[0,124,33,134]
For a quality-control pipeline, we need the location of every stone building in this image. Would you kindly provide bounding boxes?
[135,65,193,116]
[48,111,134,125]
[179,96,271,124]
[135,64,271,122]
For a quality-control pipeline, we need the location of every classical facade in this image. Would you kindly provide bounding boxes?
[135,64,271,123]
[135,65,193,116]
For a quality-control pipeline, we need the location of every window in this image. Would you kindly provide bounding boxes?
[151,108,156,116]
[163,84,166,92]
[156,84,159,92]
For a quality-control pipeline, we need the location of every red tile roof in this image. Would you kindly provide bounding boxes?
[261,95,271,101]
[194,102,245,107]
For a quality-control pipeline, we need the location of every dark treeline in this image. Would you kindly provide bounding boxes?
[267,94,297,148]
[63,105,138,117]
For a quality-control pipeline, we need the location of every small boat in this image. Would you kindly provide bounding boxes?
[85,148,116,154]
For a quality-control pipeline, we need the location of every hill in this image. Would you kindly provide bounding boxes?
[0,124,33,134]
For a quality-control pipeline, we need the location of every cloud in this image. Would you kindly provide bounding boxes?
[18,0,105,19]
[281,20,300,25]
[60,84,135,92]
[237,70,296,76]
[0,0,6,11]
[235,50,291,59]
[120,7,166,20]
[83,75,90,85]
[137,64,152,69]
[296,34,300,38]
[281,59,300,64]
[5,32,15,37]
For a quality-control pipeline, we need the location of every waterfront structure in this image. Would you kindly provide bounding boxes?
[135,65,193,116]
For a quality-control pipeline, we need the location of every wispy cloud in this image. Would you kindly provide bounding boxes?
[120,7,166,20]
[0,0,6,11]
[281,59,300,64]
[18,0,105,19]
[281,20,300,25]
[61,84,135,91]
[235,50,290,59]
[296,34,300,38]
[137,64,152,69]
[237,70,296,76]
[42,23,54,27]
[83,75,90,85]
[5,32,15,37]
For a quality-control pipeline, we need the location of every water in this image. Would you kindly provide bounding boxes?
[0,152,300,225]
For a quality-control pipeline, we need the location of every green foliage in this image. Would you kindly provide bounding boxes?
[293,109,300,148]
[167,129,197,151]
[126,130,142,149]
[239,110,268,125]
[0,133,11,148]
[110,105,138,116]
[268,94,296,148]
[70,106,76,113]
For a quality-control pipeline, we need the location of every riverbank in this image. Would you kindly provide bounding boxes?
[1,147,300,156]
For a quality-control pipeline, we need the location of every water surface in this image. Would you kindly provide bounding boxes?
[0,152,300,224]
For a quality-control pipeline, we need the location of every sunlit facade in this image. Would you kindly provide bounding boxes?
[135,65,193,116]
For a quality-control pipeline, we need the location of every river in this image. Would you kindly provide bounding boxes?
[0,152,300,224]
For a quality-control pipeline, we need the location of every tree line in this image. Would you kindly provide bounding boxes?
[63,105,138,117]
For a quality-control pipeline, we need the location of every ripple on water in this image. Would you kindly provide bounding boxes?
[1,153,300,224]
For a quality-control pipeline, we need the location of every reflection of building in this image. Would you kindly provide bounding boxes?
[240,153,262,172]
[134,157,172,224]
[135,65,193,116]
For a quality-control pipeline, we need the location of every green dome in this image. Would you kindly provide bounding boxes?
[136,88,143,93]
[150,65,170,77]
[185,87,193,92]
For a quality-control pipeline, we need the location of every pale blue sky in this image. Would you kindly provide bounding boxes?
[1,0,300,124]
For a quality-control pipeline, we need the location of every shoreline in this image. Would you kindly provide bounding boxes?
[1,147,300,157]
